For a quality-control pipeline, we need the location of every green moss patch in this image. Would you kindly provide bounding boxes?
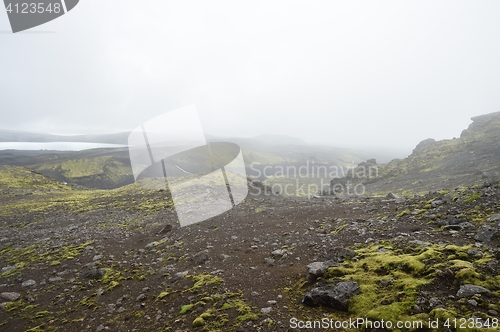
[0,241,93,277]
[323,244,436,324]
[291,242,500,331]
[159,273,259,331]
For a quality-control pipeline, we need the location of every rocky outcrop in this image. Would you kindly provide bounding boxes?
[461,111,500,138]
[411,138,436,155]
[302,281,361,311]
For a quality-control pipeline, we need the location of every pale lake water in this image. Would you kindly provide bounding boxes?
[0,142,127,151]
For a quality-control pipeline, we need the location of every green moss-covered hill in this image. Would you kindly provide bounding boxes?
[0,141,370,190]
[0,149,134,190]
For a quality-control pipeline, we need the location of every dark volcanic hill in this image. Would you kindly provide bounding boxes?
[363,112,500,194]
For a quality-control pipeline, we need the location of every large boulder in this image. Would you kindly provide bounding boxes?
[192,250,210,265]
[474,226,500,242]
[457,284,491,298]
[80,269,106,280]
[0,292,20,301]
[302,281,360,311]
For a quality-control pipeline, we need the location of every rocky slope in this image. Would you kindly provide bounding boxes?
[363,112,500,194]
[0,166,499,331]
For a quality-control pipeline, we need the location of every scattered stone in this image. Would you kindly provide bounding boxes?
[379,278,394,287]
[145,242,158,250]
[220,254,230,261]
[136,294,146,302]
[386,193,400,199]
[192,250,209,264]
[68,225,78,232]
[271,249,287,257]
[488,310,498,316]
[57,270,70,276]
[456,284,491,298]
[251,291,260,297]
[48,277,63,283]
[431,200,444,208]
[264,258,275,266]
[1,266,16,273]
[170,271,188,283]
[467,249,483,257]
[93,255,103,261]
[458,222,475,229]
[260,307,272,314]
[306,262,328,282]
[486,215,500,222]
[436,218,464,227]
[96,324,105,332]
[474,226,500,242]
[158,224,173,234]
[467,299,478,306]
[84,262,97,269]
[21,279,36,287]
[80,269,106,280]
[302,281,360,311]
[0,292,20,301]
[436,219,448,227]
[429,297,440,307]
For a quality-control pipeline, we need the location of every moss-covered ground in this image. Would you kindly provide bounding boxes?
[1,164,500,331]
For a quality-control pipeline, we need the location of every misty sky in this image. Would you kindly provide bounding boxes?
[1,0,499,154]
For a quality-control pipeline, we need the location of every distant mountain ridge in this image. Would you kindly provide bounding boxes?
[9,111,500,195]
[0,130,372,189]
